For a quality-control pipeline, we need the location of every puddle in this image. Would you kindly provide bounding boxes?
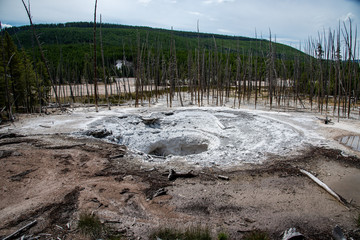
[328,173,360,205]
[339,135,360,152]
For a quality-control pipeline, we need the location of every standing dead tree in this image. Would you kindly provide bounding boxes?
[100,14,110,110]
[267,30,274,110]
[21,0,62,110]
[93,0,99,112]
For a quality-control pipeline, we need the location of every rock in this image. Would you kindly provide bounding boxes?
[0,150,13,159]
[164,111,174,116]
[282,228,304,240]
[123,175,134,181]
[332,225,346,240]
[140,117,160,125]
[85,129,112,138]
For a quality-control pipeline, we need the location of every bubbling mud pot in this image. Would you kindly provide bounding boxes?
[82,108,307,167]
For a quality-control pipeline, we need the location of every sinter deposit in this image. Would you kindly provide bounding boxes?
[81,108,306,166]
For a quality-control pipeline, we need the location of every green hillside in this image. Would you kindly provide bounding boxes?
[9,22,304,69]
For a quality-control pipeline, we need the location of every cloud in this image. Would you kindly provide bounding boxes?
[341,12,356,21]
[1,23,12,28]
[217,28,234,34]
[0,0,359,51]
[218,0,235,2]
[203,0,234,4]
[138,0,152,6]
[188,11,203,16]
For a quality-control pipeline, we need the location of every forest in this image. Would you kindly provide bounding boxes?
[0,17,359,121]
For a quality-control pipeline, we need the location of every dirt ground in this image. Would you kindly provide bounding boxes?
[0,106,360,240]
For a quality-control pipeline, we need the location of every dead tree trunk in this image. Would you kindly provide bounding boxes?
[100,14,110,110]
[21,0,63,110]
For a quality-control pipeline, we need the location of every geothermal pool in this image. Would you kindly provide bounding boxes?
[13,104,360,167]
[82,108,307,166]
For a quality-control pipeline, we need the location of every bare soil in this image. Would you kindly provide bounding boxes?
[0,131,359,240]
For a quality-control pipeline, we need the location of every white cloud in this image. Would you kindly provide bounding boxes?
[138,0,152,6]
[202,0,213,4]
[203,0,234,4]
[341,12,356,21]
[188,11,203,16]
[217,28,234,34]
[218,0,235,3]
[1,23,12,28]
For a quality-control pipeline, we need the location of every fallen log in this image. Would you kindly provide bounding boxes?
[44,143,86,149]
[109,154,124,159]
[300,169,348,207]
[168,169,196,181]
[218,175,230,181]
[0,133,25,139]
[0,139,36,147]
[39,125,51,128]
[217,121,226,130]
[316,116,332,124]
[47,103,71,109]
[151,188,167,199]
[3,220,37,240]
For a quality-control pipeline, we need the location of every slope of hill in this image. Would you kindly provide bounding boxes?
[8,22,305,67]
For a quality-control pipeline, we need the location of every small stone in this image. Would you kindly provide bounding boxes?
[123,175,134,181]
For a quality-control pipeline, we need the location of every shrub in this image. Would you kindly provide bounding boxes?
[78,212,104,240]
[217,232,229,240]
[77,212,123,240]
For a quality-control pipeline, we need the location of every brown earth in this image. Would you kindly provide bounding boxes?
[0,129,359,240]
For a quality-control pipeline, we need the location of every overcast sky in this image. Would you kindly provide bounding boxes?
[1,0,359,49]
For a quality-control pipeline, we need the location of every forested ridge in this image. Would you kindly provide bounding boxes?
[1,20,359,120]
[8,22,303,71]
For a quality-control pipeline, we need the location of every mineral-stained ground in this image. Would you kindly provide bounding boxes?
[1,104,360,239]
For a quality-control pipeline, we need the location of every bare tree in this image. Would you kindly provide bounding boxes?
[100,14,110,110]
[93,0,99,112]
[21,0,62,110]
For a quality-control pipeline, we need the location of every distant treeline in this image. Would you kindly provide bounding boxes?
[4,22,303,84]
[11,21,264,41]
